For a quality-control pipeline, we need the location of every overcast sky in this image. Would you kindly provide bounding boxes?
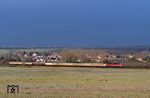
[0,0,150,47]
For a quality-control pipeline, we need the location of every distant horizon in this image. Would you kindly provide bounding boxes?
[0,45,150,49]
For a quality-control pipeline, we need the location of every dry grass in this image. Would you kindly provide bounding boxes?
[0,66,150,98]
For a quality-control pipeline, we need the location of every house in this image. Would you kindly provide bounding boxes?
[46,53,62,62]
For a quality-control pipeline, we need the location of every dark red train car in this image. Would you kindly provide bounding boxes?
[106,63,123,67]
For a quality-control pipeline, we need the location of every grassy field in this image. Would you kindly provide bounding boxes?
[0,66,150,98]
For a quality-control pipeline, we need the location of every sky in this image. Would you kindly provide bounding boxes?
[0,0,150,47]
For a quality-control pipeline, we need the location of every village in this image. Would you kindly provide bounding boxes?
[0,48,150,65]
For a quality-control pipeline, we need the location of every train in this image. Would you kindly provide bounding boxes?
[8,62,123,67]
